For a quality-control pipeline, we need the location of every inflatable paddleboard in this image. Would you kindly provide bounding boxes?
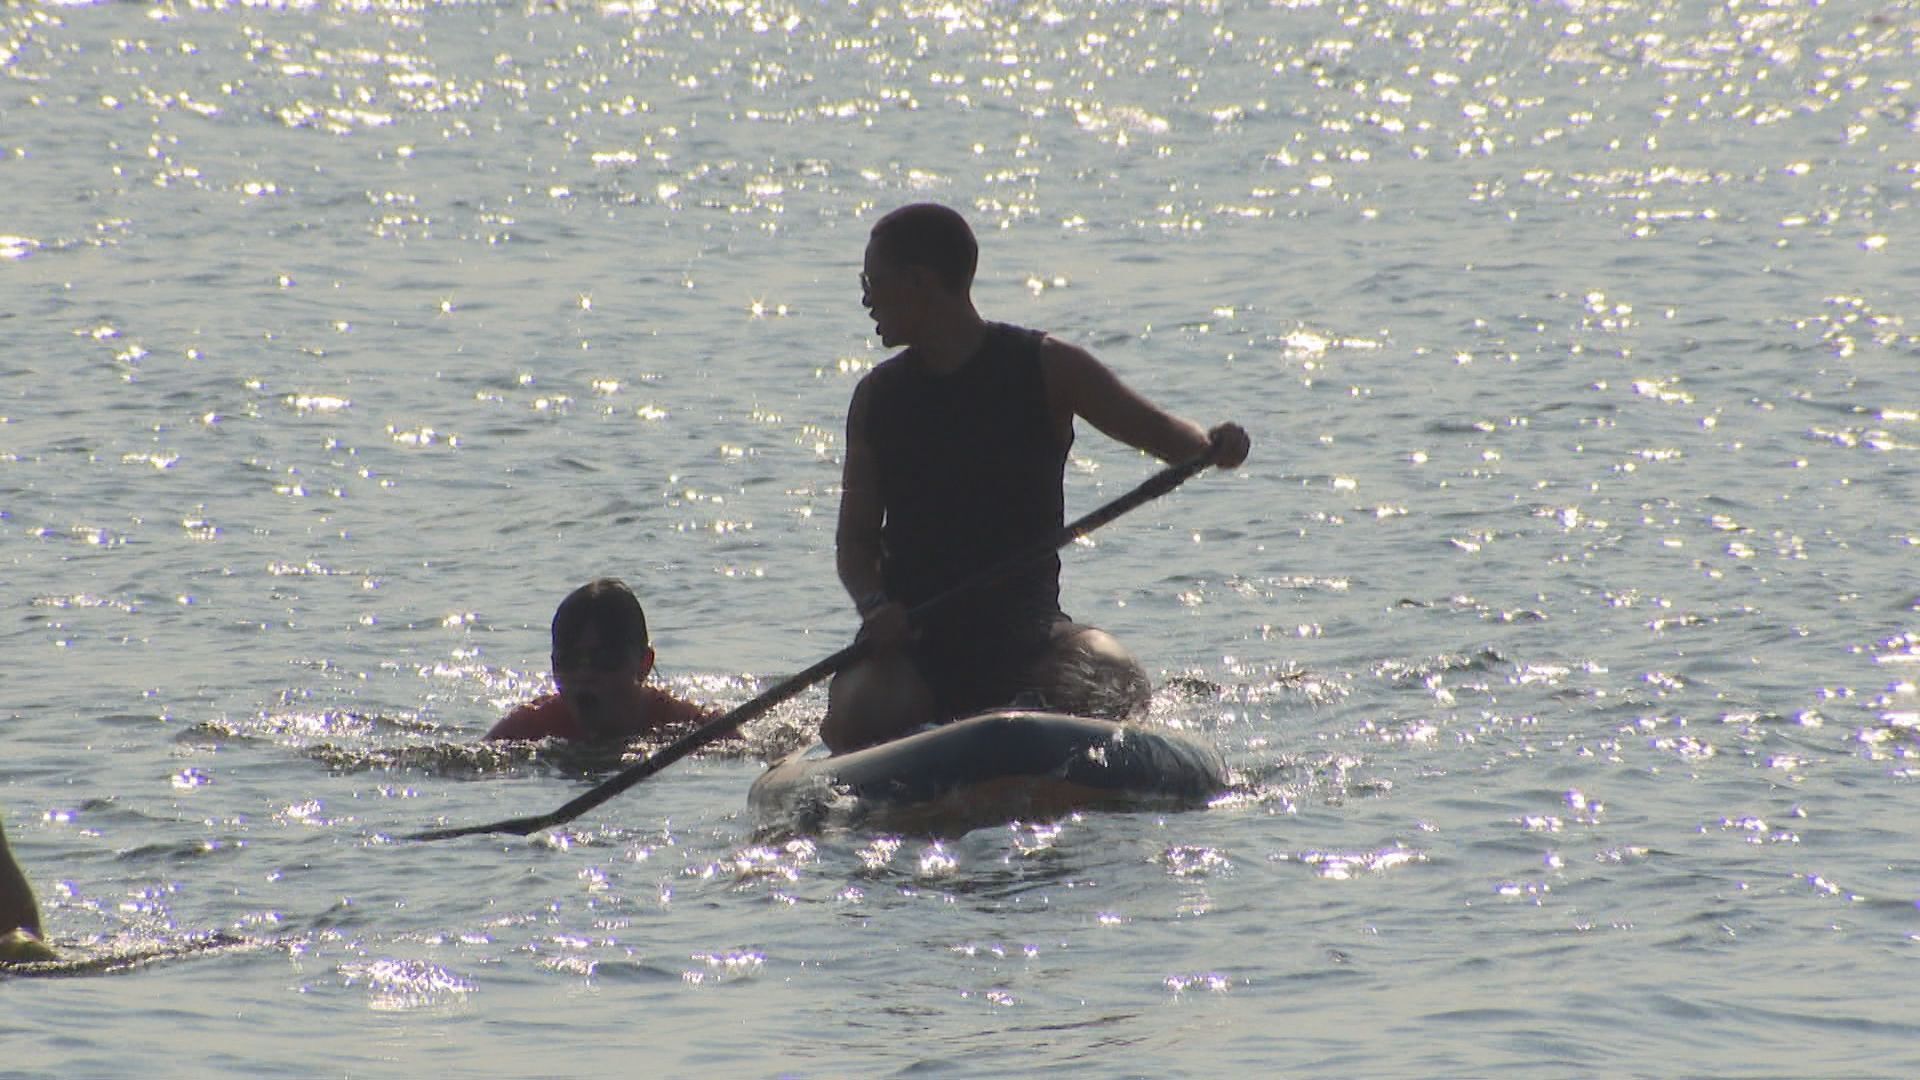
[750,710,1228,836]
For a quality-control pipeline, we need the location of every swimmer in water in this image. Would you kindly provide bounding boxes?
[485,578,716,743]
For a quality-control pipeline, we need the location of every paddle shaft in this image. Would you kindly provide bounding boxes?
[409,445,1220,841]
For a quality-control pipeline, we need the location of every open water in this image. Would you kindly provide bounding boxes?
[2,1,1916,1076]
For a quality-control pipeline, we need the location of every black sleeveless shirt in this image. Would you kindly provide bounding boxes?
[862,322,1071,631]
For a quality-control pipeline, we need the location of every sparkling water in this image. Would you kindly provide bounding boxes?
[2,2,1915,1075]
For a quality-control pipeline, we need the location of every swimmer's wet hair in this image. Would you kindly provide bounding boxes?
[552,577,649,651]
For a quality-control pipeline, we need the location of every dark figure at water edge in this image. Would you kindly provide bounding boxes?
[825,203,1252,752]
[1,814,58,964]
[486,578,716,743]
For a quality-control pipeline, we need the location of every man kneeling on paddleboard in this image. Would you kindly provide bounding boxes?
[824,203,1251,753]
[487,578,716,744]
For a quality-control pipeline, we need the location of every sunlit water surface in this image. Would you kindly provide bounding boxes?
[2,1,1916,1076]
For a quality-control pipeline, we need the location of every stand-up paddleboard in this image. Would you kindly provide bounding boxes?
[750,710,1228,837]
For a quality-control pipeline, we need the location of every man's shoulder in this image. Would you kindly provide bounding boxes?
[1033,333,1104,387]
[854,351,918,411]
[1030,330,1086,361]
[639,686,716,729]
[485,694,573,741]
[865,349,915,380]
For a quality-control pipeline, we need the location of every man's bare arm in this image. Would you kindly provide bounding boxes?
[834,377,889,605]
[1041,339,1249,466]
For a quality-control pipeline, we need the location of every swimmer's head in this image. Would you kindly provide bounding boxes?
[550,579,655,740]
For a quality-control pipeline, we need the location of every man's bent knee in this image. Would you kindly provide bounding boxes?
[823,650,935,752]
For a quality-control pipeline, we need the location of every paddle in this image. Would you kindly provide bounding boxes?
[408,443,1222,841]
